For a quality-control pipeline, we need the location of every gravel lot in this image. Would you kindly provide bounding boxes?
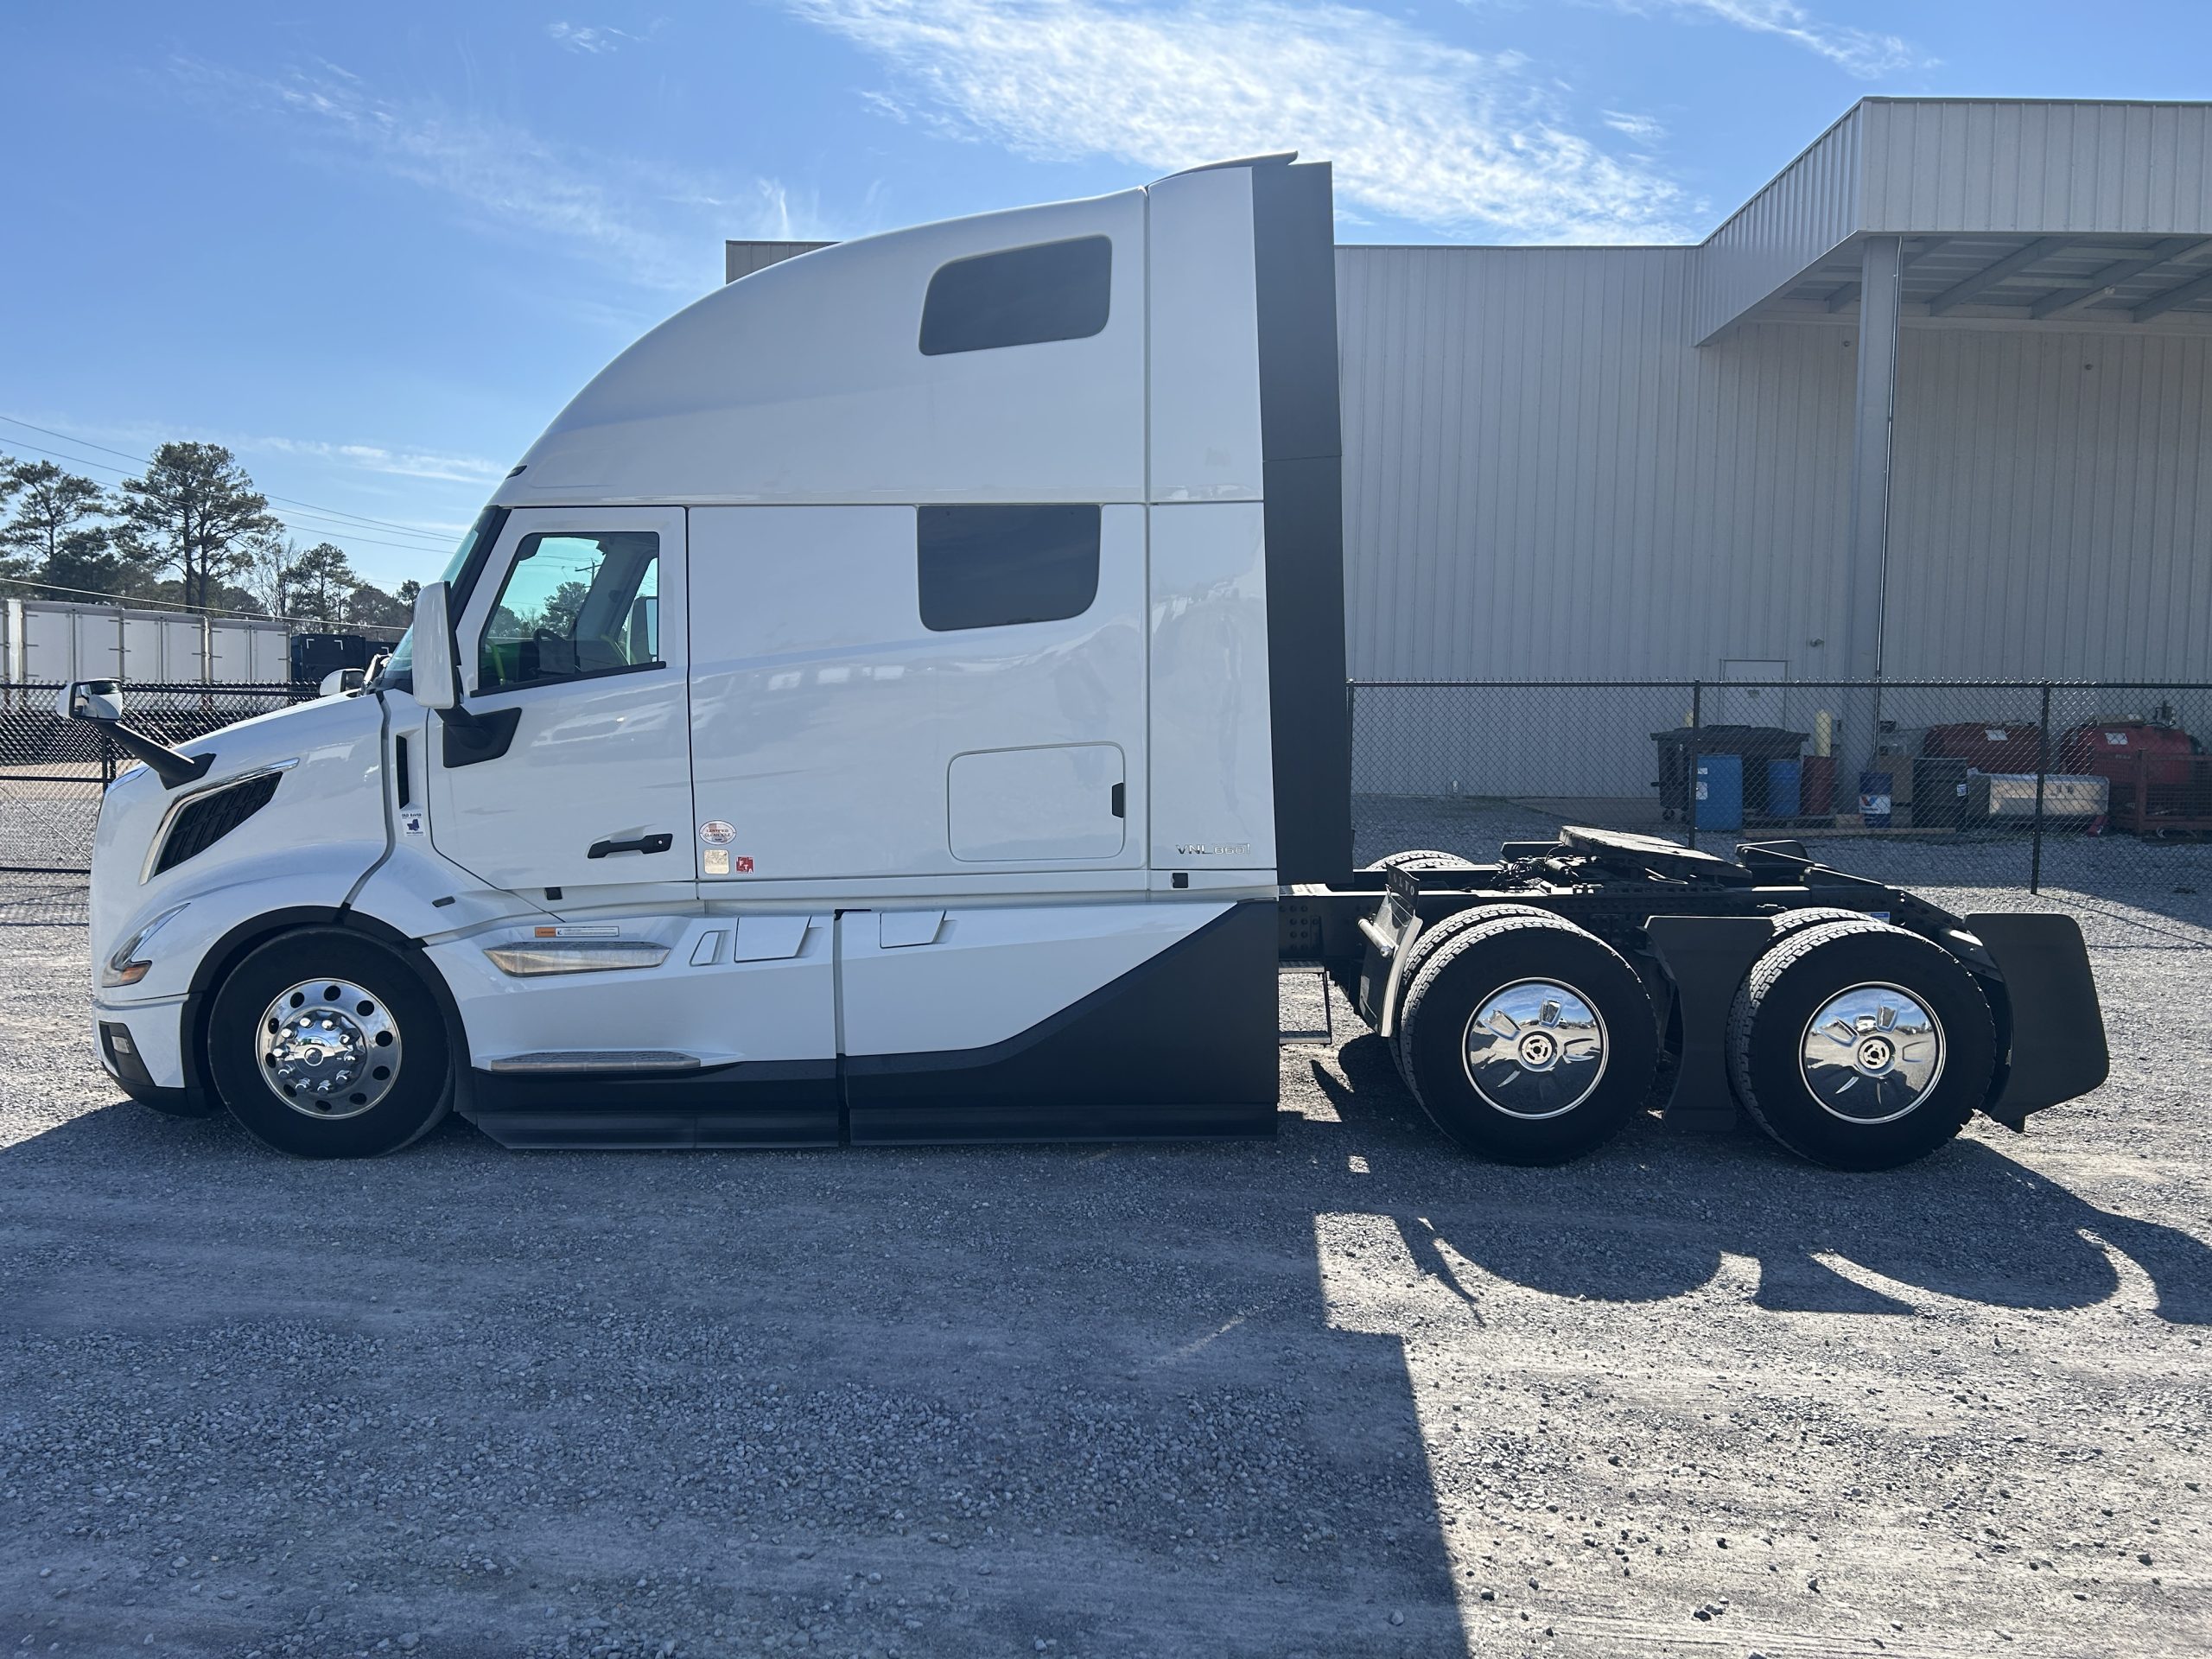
[1,841,2207,1659]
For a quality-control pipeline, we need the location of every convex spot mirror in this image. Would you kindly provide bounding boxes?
[57,680,123,722]
[410,581,459,711]
[318,667,367,698]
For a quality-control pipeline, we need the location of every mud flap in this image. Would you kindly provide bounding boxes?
[1962,912,2109,1129]
[1643,915,1774,1131]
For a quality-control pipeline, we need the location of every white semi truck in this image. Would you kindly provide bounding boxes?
[64,156,2108,1166]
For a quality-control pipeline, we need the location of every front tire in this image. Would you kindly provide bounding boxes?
[207,929,454,1159]
[1398,914,1659,1165]
[1726,920,1995,1170]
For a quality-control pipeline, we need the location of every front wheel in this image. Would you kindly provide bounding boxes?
[206,928,454,1158]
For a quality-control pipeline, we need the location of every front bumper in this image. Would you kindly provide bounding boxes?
[92,996,212,1116]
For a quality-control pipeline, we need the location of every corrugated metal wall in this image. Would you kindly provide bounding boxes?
[1337,245,2212,791]
[1694,106,1865,344]
[1861,100,2212,236]
[1339,246,1857,683]
[1885,324,2212,680]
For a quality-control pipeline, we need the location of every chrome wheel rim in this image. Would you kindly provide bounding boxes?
[257,979,402,1121]
[1799,982,1944,1125]
[1462,980,1609,1119]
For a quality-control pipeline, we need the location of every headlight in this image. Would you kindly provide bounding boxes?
[102,904,188,988]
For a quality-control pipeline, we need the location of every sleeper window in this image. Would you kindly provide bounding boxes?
[918,505,1100,632]
[919,237,1112,355]
[479,531,661,690]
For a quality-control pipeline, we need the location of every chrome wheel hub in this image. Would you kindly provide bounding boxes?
[257,979,401,1121]
[1462,980,1609,1120]
[1800,982,1944,1125]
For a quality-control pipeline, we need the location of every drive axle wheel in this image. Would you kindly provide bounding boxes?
[1363,849,1476,873]
[1727,919,1995,1170]
[1765,906,1872,941]
[207,929,453,1159]
[1387,903,1556,1084]
[1397,914,1658,1165]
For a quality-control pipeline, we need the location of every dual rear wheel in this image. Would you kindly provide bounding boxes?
[1387,908,1996,1170]
[1726,918,1994,1170]
[1393,912,1660,1166]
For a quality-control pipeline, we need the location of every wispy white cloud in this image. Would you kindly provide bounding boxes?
[1603,110,1666,143]
[788,0,1695,242]
[7,409,505,502]
[252,437,508,486]
[169,57,820,293]
[546,21,650,54]
[1621,0,1927,78]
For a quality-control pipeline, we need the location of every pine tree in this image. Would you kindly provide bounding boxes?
[115,442,281,613]
[0,458,121,594]
[289,542,358,623]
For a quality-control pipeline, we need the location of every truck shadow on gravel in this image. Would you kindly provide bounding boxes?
[1312,1034,2212,1325]
[4,1044,2207,1657]
[2,1091,1479,1657]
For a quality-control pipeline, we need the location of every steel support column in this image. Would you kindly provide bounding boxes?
[1842,235,1903,685]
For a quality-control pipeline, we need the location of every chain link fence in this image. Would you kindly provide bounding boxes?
[9,677,2210,924]
[1351,680,2212,925]
[0,683,315,873]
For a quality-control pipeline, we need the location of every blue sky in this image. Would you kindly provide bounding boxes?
[4,1,2208,591]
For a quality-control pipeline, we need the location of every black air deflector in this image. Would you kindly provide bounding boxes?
[154,772,281,875]
[1249,160,1351,886]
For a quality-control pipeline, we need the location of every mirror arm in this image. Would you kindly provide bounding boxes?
[102,721,215,791]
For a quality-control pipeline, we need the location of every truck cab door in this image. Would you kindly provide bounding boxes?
[428,506,693,902]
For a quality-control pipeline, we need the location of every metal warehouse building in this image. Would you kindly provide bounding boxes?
[728,99,2212,793]
[1336,98,2212,694]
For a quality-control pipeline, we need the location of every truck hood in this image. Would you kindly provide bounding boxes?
[90,692,391,974]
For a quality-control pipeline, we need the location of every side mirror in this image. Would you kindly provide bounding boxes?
[57,680,124,723]
[317,667,367,698]
[411,582,460,711]
[55,678,211,789]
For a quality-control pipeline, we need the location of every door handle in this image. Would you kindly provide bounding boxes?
[587,832,674,860]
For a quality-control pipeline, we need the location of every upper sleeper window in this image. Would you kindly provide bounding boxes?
[918,505,1100,632]
[919,237,1112,355]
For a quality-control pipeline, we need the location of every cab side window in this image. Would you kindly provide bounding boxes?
[917,505,1099,632]
[479,531,661,691]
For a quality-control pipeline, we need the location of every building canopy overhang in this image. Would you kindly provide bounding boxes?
[1696,99,2212,342]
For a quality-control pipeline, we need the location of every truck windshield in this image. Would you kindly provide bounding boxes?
[372,504,509,693]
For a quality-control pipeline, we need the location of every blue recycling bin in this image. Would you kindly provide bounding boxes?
[1766,758,1802,819]
[1695,753,1744,831]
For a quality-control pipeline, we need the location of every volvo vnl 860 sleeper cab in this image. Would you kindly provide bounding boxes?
[66,155,2110,1167]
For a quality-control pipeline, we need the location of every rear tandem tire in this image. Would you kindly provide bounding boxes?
[1398,913,1659,1165]
[1726,919,1995,1170]
[1765,906,1875,942]
[207,928,454,1160]
[1388,903,1559,1084]
[1363,849,1476,873]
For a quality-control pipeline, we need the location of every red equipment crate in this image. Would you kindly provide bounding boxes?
[2057,719,2202,790]
[1922,721,2043,772]
[2107,750,2212,836]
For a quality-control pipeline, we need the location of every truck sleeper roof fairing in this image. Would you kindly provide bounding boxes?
[499,153,1351,886]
